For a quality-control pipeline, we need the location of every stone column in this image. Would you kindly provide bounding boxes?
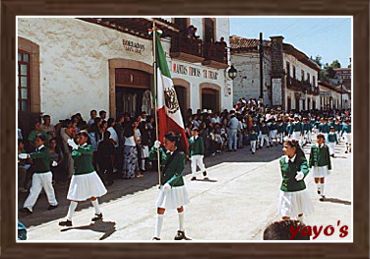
[270,36,285,109]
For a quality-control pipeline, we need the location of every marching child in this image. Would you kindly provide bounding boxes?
[327,126,339,157]
[277,119,285,145]
[20,134,58,214]
[59,131,107,227]
[189,127,207,181]
[149,133,191,240]
[341,119,352,154]
[278,139,313,223]
[309,134,332,201]
[249,129,258,155]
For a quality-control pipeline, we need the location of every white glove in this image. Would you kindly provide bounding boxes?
[163,183,171,191]
[295,171,304,181]
[154,140,161,149]
[67,138,79,150]
[18,153,29,160]
[51,161,58,167]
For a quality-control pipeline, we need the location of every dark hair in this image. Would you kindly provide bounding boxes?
[35,134,46,142]
[284,139,306,162]
[107,118,115,127]
[42,115,51,120]
[263,220,310,240]
[90,109,97,114]
[164,132,180,146]
[99,110,106,116]
[103,130,111,140]
[317,134,325,140]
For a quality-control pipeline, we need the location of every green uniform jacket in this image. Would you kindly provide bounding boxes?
[303,123,312,132]
[341,124,351,135]
[318,123,330,133]
[188,136,205,157]
[309,144,332,170]
[279,155,309,192]
[327,133,338,143]
[149,147,185,187]
[71,144,95,175]
[30,145,51,173]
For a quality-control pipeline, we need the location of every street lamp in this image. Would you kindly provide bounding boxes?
[228,65,237,80]
[340,79,343,110]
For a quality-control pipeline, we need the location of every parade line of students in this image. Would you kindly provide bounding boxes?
[18,107,351,240]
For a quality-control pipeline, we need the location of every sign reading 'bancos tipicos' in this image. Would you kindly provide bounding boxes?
[172,63,219,80]
[122,39,145,54]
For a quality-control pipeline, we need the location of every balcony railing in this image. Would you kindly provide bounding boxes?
[170,33,203,60]
[287,77,319,95]
[203,41,227,64]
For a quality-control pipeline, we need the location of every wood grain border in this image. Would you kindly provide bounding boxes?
[1,0,369,258]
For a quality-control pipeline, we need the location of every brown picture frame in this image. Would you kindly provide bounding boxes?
[1,0,369,258]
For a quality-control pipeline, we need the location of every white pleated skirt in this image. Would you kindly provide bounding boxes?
[277,189,314,218]
[342,132,352,144]
[312,165,329,178]
[141,145,149,158]
[327,142,336,155]
[67,171,107,201]
[156,185,190,210]
[291,131,301,141]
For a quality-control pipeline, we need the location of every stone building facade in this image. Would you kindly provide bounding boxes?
[17,17,232,126]
[230,35,321,111]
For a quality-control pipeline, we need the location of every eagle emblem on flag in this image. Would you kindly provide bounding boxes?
[164,88,180,114]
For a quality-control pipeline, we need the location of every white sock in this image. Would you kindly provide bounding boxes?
[317,183,321,193]
[154,214,164,238]
[178,211,185,231]
[66,201,78,221]
[321,183,325,196]
[141,159,146,170]
[298,214,304,223]
[91,199,102,214]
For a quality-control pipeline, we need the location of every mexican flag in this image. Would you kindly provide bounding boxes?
[155,33,189,152]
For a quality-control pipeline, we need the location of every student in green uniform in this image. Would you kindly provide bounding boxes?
[59,131,107,227]
[189,127,207,181]
[309,134,332,201]
[20,134,58,214]
[341,119,352,153]
[249,129,258,154]
[327,126,339,157]
[277,139,313,223]
[149,132,190,241]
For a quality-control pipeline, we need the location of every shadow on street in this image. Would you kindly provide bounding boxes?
[19,145,283,228]
[60,220,116,240]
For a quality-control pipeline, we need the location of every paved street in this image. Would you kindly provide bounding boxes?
[19,141,352,242]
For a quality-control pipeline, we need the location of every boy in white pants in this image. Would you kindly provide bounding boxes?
[249,129,258,154]
[20,134,58,214]
[327,126,338,157]
[189,127,207,181]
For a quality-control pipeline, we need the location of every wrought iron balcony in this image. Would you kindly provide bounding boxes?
[202,41,228,69]
[170,33,204,63]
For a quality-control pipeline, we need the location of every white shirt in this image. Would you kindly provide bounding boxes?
[124,136,136,147]
[284,154,296,163]
[107,127,119,148]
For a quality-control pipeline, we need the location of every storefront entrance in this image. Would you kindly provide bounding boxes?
[114,68,152,117]
[201,87,220,113]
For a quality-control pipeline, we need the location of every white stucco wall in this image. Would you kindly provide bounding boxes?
[231,52,271,105]
[18,18,160,122]
[283,53,319,87]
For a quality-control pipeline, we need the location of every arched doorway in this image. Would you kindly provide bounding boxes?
[109,59,153,118]
[200,83,221,113]
[173,78,190,117]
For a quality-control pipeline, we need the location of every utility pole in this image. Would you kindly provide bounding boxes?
[259,32,263,101]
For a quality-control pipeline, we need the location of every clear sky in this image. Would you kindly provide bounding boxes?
[230,17,352,68]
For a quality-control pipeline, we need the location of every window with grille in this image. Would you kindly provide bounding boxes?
[18,50,31,112]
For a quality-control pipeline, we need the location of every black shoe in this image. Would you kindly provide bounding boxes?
[317,190,321,195]
[190,177,196,181]
[319,196,326,202]
[345,151,348,154]
[174,230,191,240]
[202,171,207,177]
[152,237,160,240]
[252,152,255,155]
[21,207,33,214]
[48,204,58,210]
[59,219,72,227]
[92,213,103,221]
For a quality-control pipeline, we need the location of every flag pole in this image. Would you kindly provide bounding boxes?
[152,20,162,186]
